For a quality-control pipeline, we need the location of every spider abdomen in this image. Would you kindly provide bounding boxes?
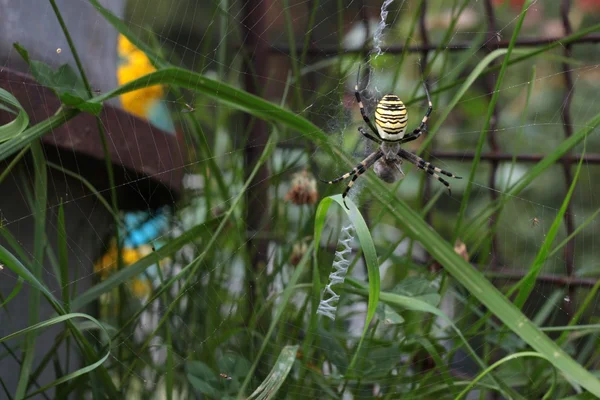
[374,157,404,183]
[375,94,408,141]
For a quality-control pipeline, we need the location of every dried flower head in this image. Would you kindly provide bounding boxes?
[290,241,309,266]
[454,239,470,262]
[429,239,469,272]
[285,170,318,205]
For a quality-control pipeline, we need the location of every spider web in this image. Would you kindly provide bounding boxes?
[0,0,600,398]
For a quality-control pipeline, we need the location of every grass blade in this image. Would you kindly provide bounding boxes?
[57,202,69,312]
[247,345,299,400]
[512,140,587,308]
[0,88,29,142]
[14,142,46,400]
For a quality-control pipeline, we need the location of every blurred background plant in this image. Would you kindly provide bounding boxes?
[1,0,600,399]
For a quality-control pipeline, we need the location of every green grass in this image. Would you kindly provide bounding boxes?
[1,1,600,399]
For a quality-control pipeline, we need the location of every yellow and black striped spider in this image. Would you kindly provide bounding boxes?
[323,68,462,208]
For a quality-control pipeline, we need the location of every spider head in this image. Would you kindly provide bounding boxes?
[375,94,408,141]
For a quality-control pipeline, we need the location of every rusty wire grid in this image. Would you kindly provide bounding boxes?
[241,1,599,305]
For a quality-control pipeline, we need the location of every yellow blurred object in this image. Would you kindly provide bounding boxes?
[117,34,164,118]
[94,239,148,280]
[130,278,152,299]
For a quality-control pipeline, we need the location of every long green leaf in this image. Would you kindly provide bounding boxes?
[93,68,330,150]
[0,313,111,398]
[314,195,380,374]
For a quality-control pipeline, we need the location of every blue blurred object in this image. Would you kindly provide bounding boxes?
[147,100,176,134]
[123,207,170,248]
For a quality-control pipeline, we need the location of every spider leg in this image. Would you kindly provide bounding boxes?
[398,81,433,145]
[359,127,382,144]
[397,148,461,195]
[320,168,358,185]
[355,65,381,143]
[341,151,384,209]
[321,149,384,209]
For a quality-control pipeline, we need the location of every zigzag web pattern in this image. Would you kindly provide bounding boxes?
[317,223,354,320]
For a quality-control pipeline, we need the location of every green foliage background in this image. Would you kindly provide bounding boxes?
[2,0,600,399]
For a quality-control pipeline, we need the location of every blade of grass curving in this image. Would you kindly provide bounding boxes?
[512,139,587,309]
[0,108,78,162]
[453,0,530,238]
[247,345,299,400]
[92,68,331,152]
[0,244,118,396]
[314,195,380,375]
[0,313,111,398]
[0,88,29,142]
[84,0,600,168]
[455,352,556,400]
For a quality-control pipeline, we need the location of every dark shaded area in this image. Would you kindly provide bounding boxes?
[0,69,185,210]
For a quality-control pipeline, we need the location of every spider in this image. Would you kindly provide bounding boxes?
[323,68,462,208]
